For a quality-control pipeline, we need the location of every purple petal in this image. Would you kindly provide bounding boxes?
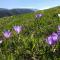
[36,14,43,18]
[52,32,58,41]
[3,30,11,38]
[13,26,22,34]
[46,35,54,45]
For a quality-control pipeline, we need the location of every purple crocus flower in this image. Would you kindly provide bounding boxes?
[52,32,58,41]
[46,32,58,45]
[46,35,54,45]
[35,14,43,18]
[3,30,11,38]
[13,26,22,34]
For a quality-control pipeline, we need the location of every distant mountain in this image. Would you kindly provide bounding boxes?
[0,8,34,18]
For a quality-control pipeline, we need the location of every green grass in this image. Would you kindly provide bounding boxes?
[0,6,60,60]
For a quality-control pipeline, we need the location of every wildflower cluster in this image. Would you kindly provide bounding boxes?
[35,13,60,46]
[0,25,22,44]
[46,32,58,45]
[46,25,60,45]
[0,13,60,47]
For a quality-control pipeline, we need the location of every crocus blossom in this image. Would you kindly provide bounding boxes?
[46,32,58,45]
[13,26,22,34]
[51,32,58,41]
[3,30,11,38]
[35,14,43,18]
[46,35,54,45]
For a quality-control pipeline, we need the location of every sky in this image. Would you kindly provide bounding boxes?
[0,0,60,10]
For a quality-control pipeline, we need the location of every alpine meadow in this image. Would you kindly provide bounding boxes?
[0,6,60,60]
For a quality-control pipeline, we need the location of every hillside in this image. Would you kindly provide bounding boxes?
[0,6,60,60]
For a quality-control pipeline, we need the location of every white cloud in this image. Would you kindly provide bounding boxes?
[39,5,59,10]
[38,6,52,10]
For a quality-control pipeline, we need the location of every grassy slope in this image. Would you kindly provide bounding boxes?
[0,6,60,60]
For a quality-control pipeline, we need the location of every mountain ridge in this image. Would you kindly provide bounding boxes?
[0,8,34,18]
